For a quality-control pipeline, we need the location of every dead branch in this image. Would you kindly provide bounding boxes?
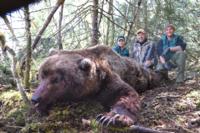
[47,4,92,42]
[101,13,134,34]
[32,0,65,50]
[126,0,143,41]
[106,0,129,22]
[129,125,174,133]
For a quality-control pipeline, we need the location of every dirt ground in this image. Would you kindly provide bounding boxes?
[139,77,200,133]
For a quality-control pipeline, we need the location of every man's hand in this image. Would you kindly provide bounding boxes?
[159,56,166,64]
[162,47,170,56]
[144,60,152,67]
[169,46,182,52]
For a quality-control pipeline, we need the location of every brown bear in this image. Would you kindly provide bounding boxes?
[31,45,161,127]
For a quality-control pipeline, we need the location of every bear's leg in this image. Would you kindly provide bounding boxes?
[96,73,140,127]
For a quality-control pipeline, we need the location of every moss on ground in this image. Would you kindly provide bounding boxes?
[1,84,200,133]
[0,90,105,132]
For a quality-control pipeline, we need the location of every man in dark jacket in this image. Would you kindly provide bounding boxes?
[130,29,156,69]
[157,24,187,83]
[112,36,129,57]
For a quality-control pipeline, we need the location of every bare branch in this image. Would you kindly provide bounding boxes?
[126,0,143,41]
[1,15,19,42]
[32,0,64,50]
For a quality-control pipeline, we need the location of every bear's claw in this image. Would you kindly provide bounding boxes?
[101,116,110,126]
[96,113,133,127]
[96,114,103,121]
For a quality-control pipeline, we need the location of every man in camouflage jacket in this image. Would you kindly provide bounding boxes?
[130,29,156,69]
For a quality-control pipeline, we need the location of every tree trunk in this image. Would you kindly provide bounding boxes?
[11,51,31,106]
[57,3,64,50]
[0,16,30,106]
[105,0,113,45]
[110,5,115,46]
[91,0,99,46]
[0,37,30,106]
[24,5,32,90]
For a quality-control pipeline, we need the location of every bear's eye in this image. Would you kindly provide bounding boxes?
[41,70,48,79]
[51,77,59,83]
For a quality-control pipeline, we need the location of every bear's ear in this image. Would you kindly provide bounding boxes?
[79,58,92,71]
[48,48,59,56]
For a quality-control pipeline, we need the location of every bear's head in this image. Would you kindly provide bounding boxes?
[31,53,105,114]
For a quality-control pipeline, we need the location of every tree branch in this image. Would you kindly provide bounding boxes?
[32,0,65,50]
[1,15,19,42]
[126,0,143,41]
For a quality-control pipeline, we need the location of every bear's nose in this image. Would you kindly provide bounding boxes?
[31,95,40,105]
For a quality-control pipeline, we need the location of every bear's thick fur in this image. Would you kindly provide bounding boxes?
[0,0,41,15]
[32,45,161,126]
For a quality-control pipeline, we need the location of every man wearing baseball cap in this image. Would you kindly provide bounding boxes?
[112,35,129,57]
[130,29,156,69]
[156,24,187,83]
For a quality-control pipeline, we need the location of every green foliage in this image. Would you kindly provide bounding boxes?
[0,58,11,75]
[34,37,57,58]
[0,90,31,113]
[21,122,77,133]
[0,89,105,132]
[20,101,104,132]
[7,108,25,126]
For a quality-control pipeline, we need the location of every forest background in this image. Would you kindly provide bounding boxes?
[0,0,200,132]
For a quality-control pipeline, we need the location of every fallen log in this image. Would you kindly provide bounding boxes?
[129,125,174,133]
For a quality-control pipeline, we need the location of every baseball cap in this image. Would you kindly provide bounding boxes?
[117,36,125,41]
[136,29,146,34]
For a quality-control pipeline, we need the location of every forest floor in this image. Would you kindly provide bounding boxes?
[0,72,200,133]
[138,75,200,133]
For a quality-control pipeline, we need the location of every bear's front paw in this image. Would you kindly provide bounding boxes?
[96,112,134,127]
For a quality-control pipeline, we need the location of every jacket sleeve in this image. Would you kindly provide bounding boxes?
[126,49,129,57]
[176,36,186,50]
[112,45,118,53]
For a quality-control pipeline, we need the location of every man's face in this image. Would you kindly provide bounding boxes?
[165,27,175,37]
[137,32,146,43]
[118,39,126,48]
